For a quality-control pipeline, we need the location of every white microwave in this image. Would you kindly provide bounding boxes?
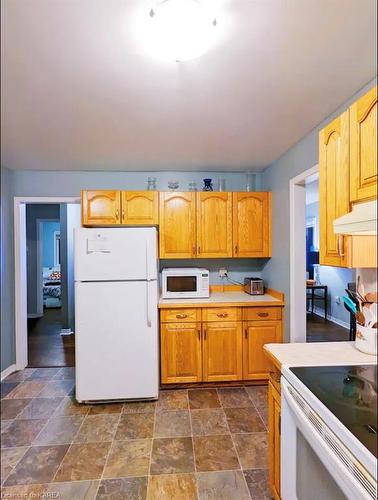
[161,268,210,299]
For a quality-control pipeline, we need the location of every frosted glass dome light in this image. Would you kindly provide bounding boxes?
[146,0,217,62]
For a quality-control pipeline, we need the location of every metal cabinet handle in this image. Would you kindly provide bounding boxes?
[122,209,125,220]
[176,314,187,319]
[115,209,120,219]
[217,312,228,318]
[198,329,201,340]
[192,245,196,256]
[234,244,238,254]
[198,246,201,254]
[257,312,269,318]
[337,235,345,257]
[203,329,207,340]
[245,328,248,339]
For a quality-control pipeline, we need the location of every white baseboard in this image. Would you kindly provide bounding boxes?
[1,364,17,381]
[311,307,349,330]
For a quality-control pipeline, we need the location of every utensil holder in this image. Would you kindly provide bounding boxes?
[355,325,377,355]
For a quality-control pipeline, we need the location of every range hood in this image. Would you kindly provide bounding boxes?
[333,200,377,235]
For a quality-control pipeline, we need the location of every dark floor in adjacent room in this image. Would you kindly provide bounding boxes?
[306,313,350,342]
[28,309,75,368]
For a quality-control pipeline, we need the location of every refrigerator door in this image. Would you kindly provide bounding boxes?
[75,280,159,401]
[74,227,157,282]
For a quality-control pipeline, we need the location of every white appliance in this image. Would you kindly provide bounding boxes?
[281,365,377,500]
[334,200,377,235]
[161,267,210,299]
[74,227,159,402]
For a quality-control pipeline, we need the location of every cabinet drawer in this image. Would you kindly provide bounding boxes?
[161,308,201,323]
[202,307,241,322]
[243,307,282,321]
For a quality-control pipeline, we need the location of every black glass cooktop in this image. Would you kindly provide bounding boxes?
[290,365,377,457]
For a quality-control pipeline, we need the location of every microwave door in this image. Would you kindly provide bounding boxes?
[166,276,197,293]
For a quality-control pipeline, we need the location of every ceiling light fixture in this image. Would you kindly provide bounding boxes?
[145,0,217,62]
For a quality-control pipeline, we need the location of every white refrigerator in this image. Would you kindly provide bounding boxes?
[74,227,159,403]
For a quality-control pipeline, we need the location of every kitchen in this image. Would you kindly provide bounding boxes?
[1,1,377,499]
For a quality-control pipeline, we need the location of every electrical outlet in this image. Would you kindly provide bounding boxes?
[335,296,341,304]
[219,268,227,278]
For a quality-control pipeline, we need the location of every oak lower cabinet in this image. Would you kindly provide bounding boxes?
[268,376,281,500]
[160,322,202,384]
[160,304,284,385]
[81,190,121,226]
[243,320,282,380]
[202,322,243,382]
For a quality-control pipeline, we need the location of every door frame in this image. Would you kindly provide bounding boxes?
[289,165,319,343]
[14,197,79,370]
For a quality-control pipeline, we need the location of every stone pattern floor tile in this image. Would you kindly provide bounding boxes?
[150,437,195,475]
[243,469,271,499]
[147,474,198,500]
[197,470,251,500]
[97,477,147,500]
[4,445,69,486]
[1,368,271,499]
[154,410,191,438]
[193,435,240,472]
[103,439,152,478]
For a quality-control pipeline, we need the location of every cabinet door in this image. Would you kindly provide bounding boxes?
[81,190,121,226]
[196,192,233,257]
[121,191,158,225]
[160,322,202,384]
[350,86,377,202]
[202,322,242,382]
[159,192,196,258]
[319,111,350,267]
[243,321,282,380]
[268,381,281,500]
[232,192,271,257]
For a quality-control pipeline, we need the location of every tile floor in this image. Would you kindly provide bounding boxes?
[1,367,271,499]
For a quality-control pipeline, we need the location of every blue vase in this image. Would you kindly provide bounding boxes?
[203,178,213,191]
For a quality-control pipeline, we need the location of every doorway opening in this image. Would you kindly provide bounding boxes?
[304,177,352,342]
[14,197,80,370]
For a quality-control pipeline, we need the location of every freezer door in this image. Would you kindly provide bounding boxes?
[75,280,159,401]
[74,227,157,281]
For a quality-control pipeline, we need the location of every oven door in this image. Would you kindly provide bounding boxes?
[281,379,376,500]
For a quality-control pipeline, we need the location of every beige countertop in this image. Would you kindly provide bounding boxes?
[158,291,284,308]
[264,341,377,369]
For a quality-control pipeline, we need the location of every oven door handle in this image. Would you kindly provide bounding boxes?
[281,380,375,500]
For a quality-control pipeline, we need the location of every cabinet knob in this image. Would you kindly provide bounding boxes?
[257,312,269,318]
[176,313,188,319]
[203,329,207,340]
[192,245,196,256]
[244,328,248,339]
[198,329,201,340]
[115,209,120,219]
[198,246,201,254]
[217,312,228,318]
[234,245,238,254]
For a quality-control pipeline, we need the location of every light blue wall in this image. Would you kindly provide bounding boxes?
[42,222,60,267]
[1,166,15,371]
[11,170,262,197]
[261,78,376,338]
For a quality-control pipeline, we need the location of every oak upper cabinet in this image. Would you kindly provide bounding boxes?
[202,322,243,382]
[350,85,377,203]
[243,320,282,380]
[319,111,350,267]
[121,191,158,225]
[81,190,121,226]
[160,322,202,384]
[196,192,233,258]
[233,192,271,257]
[159,192,196,258]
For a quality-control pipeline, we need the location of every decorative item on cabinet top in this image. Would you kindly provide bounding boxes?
[81,189,272,259]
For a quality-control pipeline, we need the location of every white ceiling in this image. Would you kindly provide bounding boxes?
[1,0,377,172]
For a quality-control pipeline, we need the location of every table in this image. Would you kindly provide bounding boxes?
[306,284,328,321]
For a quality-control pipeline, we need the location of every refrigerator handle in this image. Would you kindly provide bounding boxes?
[145,240,150,281]
[146,281,152,327]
